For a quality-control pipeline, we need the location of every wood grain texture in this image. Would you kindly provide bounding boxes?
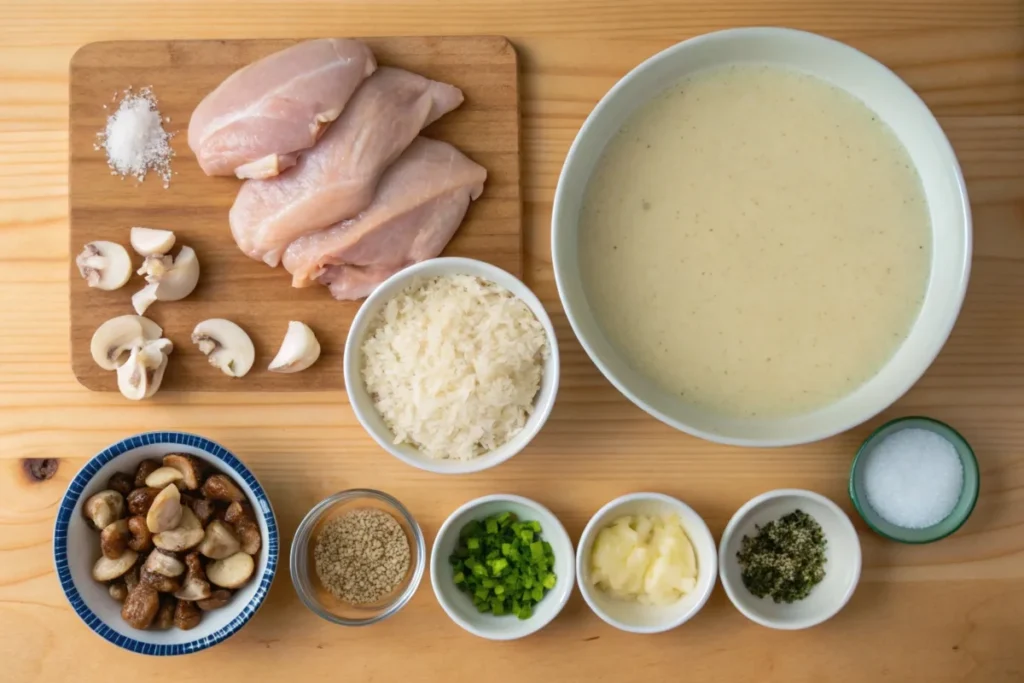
[69,36,522,392]
[2,1,1024,682]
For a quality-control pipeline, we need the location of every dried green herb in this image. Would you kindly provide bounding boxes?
[737,509,826,603]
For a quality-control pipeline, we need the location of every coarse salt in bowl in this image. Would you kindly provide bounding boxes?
[576,493,718,634]
[850,416,979,543]
[344,257,560,475]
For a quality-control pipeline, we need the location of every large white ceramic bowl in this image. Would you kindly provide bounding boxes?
[551,27,971,446]
[576,493,717,634]
[718,489,861,630]
[54,432,278,655]
[430,494,575,640]
[344,257,560,474]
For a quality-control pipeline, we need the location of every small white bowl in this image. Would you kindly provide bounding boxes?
[552,27,971,446]
[576,493,717,633]
[344,257,560,474]
[430,494,575,640]
[719,489,861,630]
[54,432,278,655]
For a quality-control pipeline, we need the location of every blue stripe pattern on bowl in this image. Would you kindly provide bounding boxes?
[53,431,279,656]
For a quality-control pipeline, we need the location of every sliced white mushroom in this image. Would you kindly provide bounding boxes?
[131,246,200,315]
[116,338,173,400]
[76,241,133,290]
[92,549,139,582]
[89,315,163,371]
[206,552,255,589]
[268,321,321,373]
[197,520,241,560]
[153,507,205,552]
[146,483,182,534]
[144,550,186,578]
[192,319,255,378]
[130,227,176,257]
[144,466,184,489]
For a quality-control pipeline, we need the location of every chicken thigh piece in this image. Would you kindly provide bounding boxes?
[188,39,376,178]
[281,137,487,300]
[230,68,465,267]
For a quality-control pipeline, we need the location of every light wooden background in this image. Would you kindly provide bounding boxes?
[1,1,1022,681]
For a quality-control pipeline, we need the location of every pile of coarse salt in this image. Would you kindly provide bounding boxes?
[862,428,963,529]
[95,86,174,187]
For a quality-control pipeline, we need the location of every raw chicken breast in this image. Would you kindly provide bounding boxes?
[188,38,376,178]
[281,137,487,299]
[230,68,465,266]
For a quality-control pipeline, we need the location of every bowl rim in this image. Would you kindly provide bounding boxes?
[53,431,279,656]
[849,416,980,543]
[343,256,561,474]
[575,492,718,634]
[550,26,972,448]
[717,488,862,630]
[429,493,576,640]
[289,488,427,626]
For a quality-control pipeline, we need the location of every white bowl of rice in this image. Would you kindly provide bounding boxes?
[344,257,560,474]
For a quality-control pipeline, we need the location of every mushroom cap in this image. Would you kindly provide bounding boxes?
[268,320,321,373]
[130,227,176,257]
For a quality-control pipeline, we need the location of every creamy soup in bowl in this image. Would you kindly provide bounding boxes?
[552,28,971,446]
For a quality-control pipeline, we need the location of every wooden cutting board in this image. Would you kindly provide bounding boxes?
[69,37,521,392]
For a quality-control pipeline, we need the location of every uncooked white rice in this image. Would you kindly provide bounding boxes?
[361,274,548,460]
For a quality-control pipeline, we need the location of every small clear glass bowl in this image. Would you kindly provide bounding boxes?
[290,489,425,625]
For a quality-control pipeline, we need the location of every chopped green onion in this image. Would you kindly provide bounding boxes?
[449,511,557,620]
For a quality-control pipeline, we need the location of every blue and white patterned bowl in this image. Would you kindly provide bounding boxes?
[54,431,279,656]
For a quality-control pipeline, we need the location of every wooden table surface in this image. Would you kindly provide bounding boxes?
[1,1,1022,681]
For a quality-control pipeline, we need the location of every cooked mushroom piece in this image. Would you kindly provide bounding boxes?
[108,580,129,603]
[134,460,161,488]
[153,507,205,552]
[124,566,140,592]
[127,486,160,515]
[140,567,182,593]
[174,599,202,630]
[100,519,131,559]
[185,496,217,525]
[191,319,255,378]
[116,338,173,401]
[162,454,201,490]
[121,583,160,629]
[225,502,261,555]
[153,595,176,629]
[92,549,139,582]
[83,490,125,530]
[130,227,176,257]
[144,466,184,489]
[174,551,212,602]
[132,245,200,315]
[127,515,153,552]
[206,552,255,589]
[201,474,245,503]
[144,550,186,578]
[76,240,132,291]
[268,321,321,373]
[146,484,183,534]
[89,315,164,371]
[106,472,134,497]
[196,588,233,611]
[198,520,241,560]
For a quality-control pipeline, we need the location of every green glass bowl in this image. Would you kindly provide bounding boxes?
[849,416,979,544]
